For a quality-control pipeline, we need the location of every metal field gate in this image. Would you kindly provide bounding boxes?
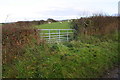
[38,29,75,42]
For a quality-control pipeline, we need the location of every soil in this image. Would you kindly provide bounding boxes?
[102,65,120,78]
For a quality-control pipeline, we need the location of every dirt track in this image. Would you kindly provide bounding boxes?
[102,65,120,78]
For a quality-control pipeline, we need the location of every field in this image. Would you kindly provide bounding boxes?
[35,21,73,41]
[2,16,119,78]
[35,21,71,29]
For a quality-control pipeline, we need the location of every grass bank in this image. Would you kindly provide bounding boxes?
[3,40,118,78]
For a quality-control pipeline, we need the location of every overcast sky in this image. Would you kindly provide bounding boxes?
[0,0,119,23]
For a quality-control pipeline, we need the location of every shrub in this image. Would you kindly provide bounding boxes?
[71,16,118,41]
[2,22,41,64]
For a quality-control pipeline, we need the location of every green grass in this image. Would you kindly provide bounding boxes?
[35,21,71,29]
[2,18,119,78]
[3,40,119,78]
[35,21,73,41]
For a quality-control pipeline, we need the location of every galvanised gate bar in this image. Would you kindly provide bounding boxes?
[38,29,75,42]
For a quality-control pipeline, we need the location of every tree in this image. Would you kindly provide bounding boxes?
[47,18,57,22]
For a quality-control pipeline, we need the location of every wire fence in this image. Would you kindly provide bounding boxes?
[38,29,75,42]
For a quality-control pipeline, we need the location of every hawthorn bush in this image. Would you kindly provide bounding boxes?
[2,22,41,64]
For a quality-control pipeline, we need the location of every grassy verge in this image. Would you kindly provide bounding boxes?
[2,40,118,78]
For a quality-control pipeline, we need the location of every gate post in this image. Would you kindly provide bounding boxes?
[67,30,69,41]
[58,29,60,42]
[49,29,50,40]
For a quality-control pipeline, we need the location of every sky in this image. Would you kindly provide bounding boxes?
[0,0,119,23]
